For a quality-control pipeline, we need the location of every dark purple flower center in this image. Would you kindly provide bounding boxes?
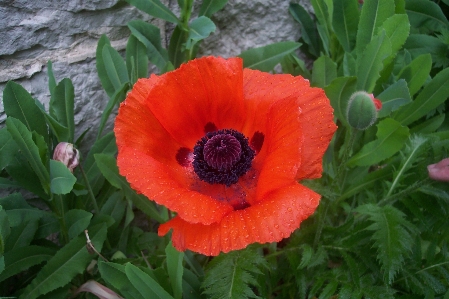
[193,129,255,186]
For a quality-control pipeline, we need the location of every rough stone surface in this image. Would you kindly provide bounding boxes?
[0,0,310,153]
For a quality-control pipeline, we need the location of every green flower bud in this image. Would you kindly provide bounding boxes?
[346,91,378,130]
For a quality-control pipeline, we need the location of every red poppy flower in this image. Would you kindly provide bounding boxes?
[114,56,337,256]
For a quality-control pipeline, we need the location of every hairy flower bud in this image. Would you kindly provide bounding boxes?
[53,142,80,172]
[346,91,378,130]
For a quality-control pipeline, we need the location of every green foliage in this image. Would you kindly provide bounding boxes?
[202,247,267,299]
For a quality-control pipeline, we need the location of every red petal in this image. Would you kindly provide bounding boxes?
[158,183,320,256]
[145,56,246,148]
[117,147,233,225]
[115,77,182,167]
[242,69,337,180]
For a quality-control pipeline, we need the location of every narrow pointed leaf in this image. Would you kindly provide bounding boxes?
[3,81,49,144]
[0,127,18,170]
[356,31,392,92]
[19,224,107,299]
[332,0,359,52]
[348,118,409,166]
[6,117,50,194]
[65,209,92,240]
[98,262,145,299]
[376,79,412,118]
[125,263,175,299]
[185,16,216,49]
[47,61,57,95]
[126,35,148,84]
[49,78,75,143]
[311,55,337,87]
[102,44,129,92]
[356,0,395,56]
[96,82,128,140]
[96,35,115,97]
[394,67,449,125]
[126,0,181,25]
[396,53,432,96]
[166,242,184,299]
[289,3,321,56]
[324,76,357,124]
[406,0,449,32]
[199,0,228,17]
[239,42,301,72]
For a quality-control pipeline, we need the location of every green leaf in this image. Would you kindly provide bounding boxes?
[376,79,412,118]
[0,193,50,227]
[410,113,445,134]
[199,0,228,17]
[4,219,38,252]
[96,82,128,140]
[166,242,184,299]
[394,67,449,125]
[396,53,432,96]
[379,14,410,55]
[332,0,359,52]
[238,42,301,72]
[47,61,57,95]
[347,118,410,166]
[2,81,49,144]
[98,262,145,299]
[50,160,76,195]
[168,26,188,69]
[125,263,175,299]
[186,16,216,50]
[6,117,50,194]
[128,20,170,72]
[19,224,107,299]
[405,0,449,32]
[94,154,165,223]
[324,76,357,124]
[356,0,395,56]
[289,3,321,57]
[281,53,311,78]
[0,127,18,170]
[356,204,414,283]
[0,245,55,283]
[311,55,337,87]
[356,30,392,92]
[126,35,148,84]
[65,209,93,240]
[310,0,331,55]
[96,35,115,97]
[0,206,11,255]
[126,0,181,25]
[36,104,69,143]
[49,78,75,143]
[404,34,448,69]
[202,247,267,299]
[102,44,129,92]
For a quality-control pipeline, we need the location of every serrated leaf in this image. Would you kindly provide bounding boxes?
[0,245,56,283]
[6,117,50,194]
[376,79,412,118]
[50,160,76,195]
[347,118,409,166]
[186,16,216,50]
[128,20,170,72]
[49,78,75,143]
[94,154,165,223]
[356,204,414,283]
[2,81,49,144]
[356,30,392,92]
[405,0,449,32]
[202,247,267,299]
[126,0,181,25]
[394,67,449,125]
[19,224,107,299]
[298,244,314,269]
[5,219,38,252]
[356,0,395,56]
[65,209,93,240]
[332,0,359,52]
[239,42,301,72]
[311,55,337,87]
[126,35,148,84]
[396,53,432,96]
[166,242,184,299]
[198,0,227,17]
[289,3,321,57]
[380,14,410,55]
[125,263,174,299]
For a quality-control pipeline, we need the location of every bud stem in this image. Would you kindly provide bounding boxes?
[79,164,100,214]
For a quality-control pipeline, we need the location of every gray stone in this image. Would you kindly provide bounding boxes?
[0,0,310,154]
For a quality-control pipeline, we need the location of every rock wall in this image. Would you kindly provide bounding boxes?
[0,0,307,150]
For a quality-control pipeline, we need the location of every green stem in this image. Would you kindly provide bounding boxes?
[313,201,329,249]
[334,128,358,191]
[379,178,432,207]
[58,194,69,244]
[79,164,99,214]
